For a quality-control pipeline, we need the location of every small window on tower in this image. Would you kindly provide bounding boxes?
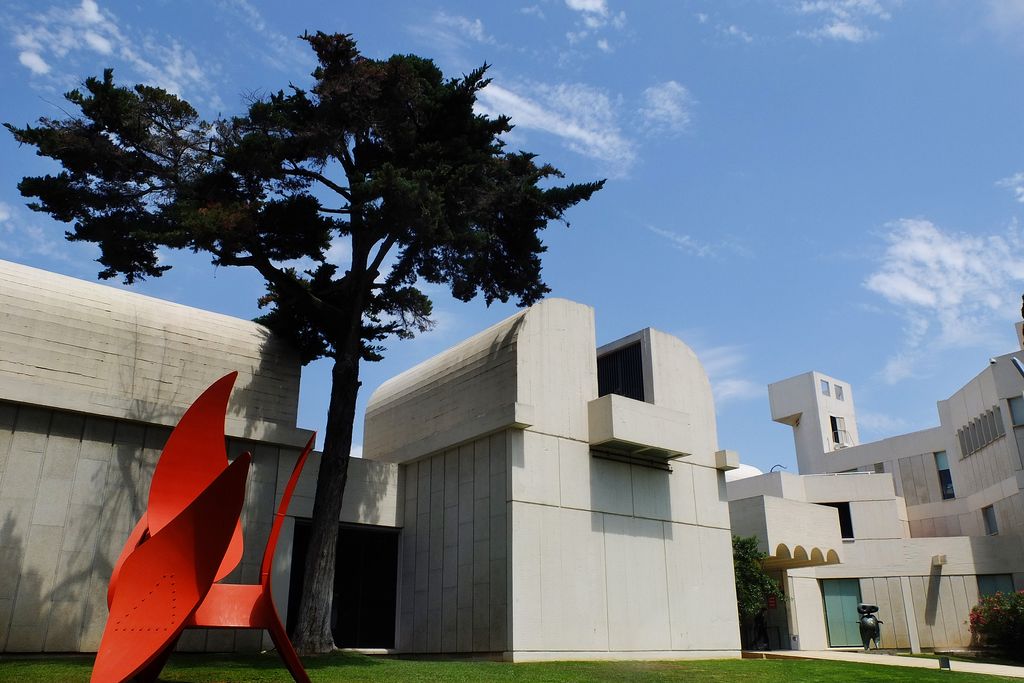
[821,379,830,397]
[934,451,955,500]
[835,385,844,401]
[983,505,999,536]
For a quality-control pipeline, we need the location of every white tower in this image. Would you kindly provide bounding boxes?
[768,371,859,474]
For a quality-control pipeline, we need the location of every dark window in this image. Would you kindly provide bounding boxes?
[983,505,999,536]
[978,574,1014,597]
[822,502,854,539]
[934,451,955,500]
[597,342,645,402]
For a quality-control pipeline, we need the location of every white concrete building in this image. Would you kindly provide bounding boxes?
[0,260,742,660]
[728,331,1024,651]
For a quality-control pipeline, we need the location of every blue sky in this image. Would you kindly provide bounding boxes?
[2,0,1024,474]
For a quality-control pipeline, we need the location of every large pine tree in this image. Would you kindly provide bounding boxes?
[6,32,603,653]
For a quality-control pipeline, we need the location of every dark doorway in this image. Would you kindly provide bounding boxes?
[287,520,399,648]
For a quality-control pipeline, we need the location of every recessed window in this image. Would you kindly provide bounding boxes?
[597,342,644,402]
[978,574,1014,597]
[1010,396,1024,427]
[934,451,955,500]
[835,385,844,401]
[983,505,998,536]
[823,502,854,539]
[821,379,830,397]
[873,462,885,474]
[830,415,848,448]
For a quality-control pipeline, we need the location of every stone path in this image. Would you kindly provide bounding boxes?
[754,649,1024,678]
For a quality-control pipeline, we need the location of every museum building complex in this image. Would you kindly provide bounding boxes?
[1,258,1023,658]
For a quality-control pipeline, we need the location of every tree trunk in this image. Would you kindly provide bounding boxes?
[291,353,360,654]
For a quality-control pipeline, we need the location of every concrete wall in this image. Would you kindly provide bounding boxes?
[364,298,741,660]
[0,260,300,443]
[394,433,509,654]
[0,400,305,653]
[0,260,370,654]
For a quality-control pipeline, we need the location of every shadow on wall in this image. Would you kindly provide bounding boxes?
[1,506,83,651]
[589,457,673,540]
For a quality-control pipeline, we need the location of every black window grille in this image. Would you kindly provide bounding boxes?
[597,342,645,402]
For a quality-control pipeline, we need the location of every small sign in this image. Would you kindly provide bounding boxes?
[767,596,777,609]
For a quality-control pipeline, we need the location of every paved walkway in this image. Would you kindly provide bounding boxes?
[754,649,1024,678]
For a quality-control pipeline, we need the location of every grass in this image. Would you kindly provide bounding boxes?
[0,652,1020,682]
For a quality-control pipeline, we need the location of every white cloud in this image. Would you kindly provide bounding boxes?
[985,0,1024,37]
[0,204,78,263]
[812,20,871,42]
[857,411,909,436]
[17,51,50,75]
[521,6,545,19]
[997,172,1024,203]
[566,0,608,16]
[561,0,624,53]
[218,0,310,73]
[639,81,693,135]
[695,343,765,406]
[797,0,894,43]
[864,218,1024,383]
[433,12,492,44]
[724,25,755,43]
[476,81,635,172]
[648,226,715,258]
[8,0,212,101]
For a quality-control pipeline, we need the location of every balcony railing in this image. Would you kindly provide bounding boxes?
[831,429,854,449]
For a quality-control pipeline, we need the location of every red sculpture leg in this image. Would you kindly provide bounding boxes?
[90,453,251,683]
[185,434,316,683]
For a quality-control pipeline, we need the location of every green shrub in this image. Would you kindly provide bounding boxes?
[968,590,1024,657]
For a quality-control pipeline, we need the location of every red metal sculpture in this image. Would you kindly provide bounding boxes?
[92,372,315,683]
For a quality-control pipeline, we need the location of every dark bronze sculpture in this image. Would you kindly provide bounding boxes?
[857,603,883,650]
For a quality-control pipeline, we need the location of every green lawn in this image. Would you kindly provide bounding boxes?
[0,652,1019,683]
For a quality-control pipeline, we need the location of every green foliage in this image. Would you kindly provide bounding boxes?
[732,535,784,623]
[5,32,603,364]
[969,590,1024,657]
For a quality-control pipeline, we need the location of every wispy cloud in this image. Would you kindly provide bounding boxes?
[864,218,1024,383]
[218,0,310,73]
[648,226,715,258]
[639,81,693,136]
[695,343,765,406]
[0,201,94,265]
[723,24,755,43]
[7,0,215,104]
[407,11,496,67]
[797,0,895,43]
[647,226,752,259]
[563,0,626,53]
[984,0,1024,40]
[476,81,635,173]
[997,172,1024,203]
[857,411,909,437]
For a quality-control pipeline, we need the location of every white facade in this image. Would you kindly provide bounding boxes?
[0,260,397,654]
[362,299,741,660]
[0,261,741,660]
[729,333,1024,651]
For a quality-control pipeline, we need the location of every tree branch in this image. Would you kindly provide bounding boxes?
[284,166,351,200]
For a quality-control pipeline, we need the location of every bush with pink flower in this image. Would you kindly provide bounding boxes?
[969,590,1024,657]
